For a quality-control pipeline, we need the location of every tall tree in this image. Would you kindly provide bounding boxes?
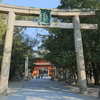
[10,15,39,78]
[58,0,100,85]
[0,14,39,78]
[39,0,100,85]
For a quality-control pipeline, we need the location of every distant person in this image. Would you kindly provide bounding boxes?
[40,74,43,78]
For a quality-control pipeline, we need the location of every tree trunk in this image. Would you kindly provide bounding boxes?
[93,62,100,85]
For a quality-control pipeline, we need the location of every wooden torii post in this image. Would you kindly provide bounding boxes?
[0,3,98,94]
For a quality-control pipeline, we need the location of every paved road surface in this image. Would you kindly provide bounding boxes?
[7,77,86,100]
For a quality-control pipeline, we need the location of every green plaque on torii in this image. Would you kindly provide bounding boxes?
[40,9,51,25]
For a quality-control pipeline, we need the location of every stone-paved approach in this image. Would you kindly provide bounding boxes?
[7,77,86,100]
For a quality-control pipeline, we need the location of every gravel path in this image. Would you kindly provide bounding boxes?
[7,77,86,100]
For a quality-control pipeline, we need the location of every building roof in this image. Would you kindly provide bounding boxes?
[33,58,53,66]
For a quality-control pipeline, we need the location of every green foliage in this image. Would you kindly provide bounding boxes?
[0,15,39,79]
[39,0,100,84]
[60,0,100,84]
[0,14,7,37]
[0,14,7,33]
[0,14,7,68]
[39,29,76,69]
[59,0,100,9]
[9,26,39,79]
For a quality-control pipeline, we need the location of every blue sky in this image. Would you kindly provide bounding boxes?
[2,0,60,8]
[1,0,61,50]
[2,0,60,9]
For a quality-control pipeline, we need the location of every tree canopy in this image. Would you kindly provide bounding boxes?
[0,14,39,79]
[39,0,100,84]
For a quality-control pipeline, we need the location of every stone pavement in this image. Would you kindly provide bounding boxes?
[7,77,87,100]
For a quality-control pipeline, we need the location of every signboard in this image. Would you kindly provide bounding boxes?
[40,9,51,25]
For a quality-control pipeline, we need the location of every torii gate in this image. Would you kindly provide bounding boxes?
[0,3,98,94]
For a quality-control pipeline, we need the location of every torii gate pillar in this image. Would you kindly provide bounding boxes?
[73,15,87,94]
[0,11,15,93]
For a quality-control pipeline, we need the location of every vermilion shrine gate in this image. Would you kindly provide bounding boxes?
[31,57,55,77]
[0,3,98,94]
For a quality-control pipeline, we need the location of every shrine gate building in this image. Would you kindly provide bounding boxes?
[31,57,55,77]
